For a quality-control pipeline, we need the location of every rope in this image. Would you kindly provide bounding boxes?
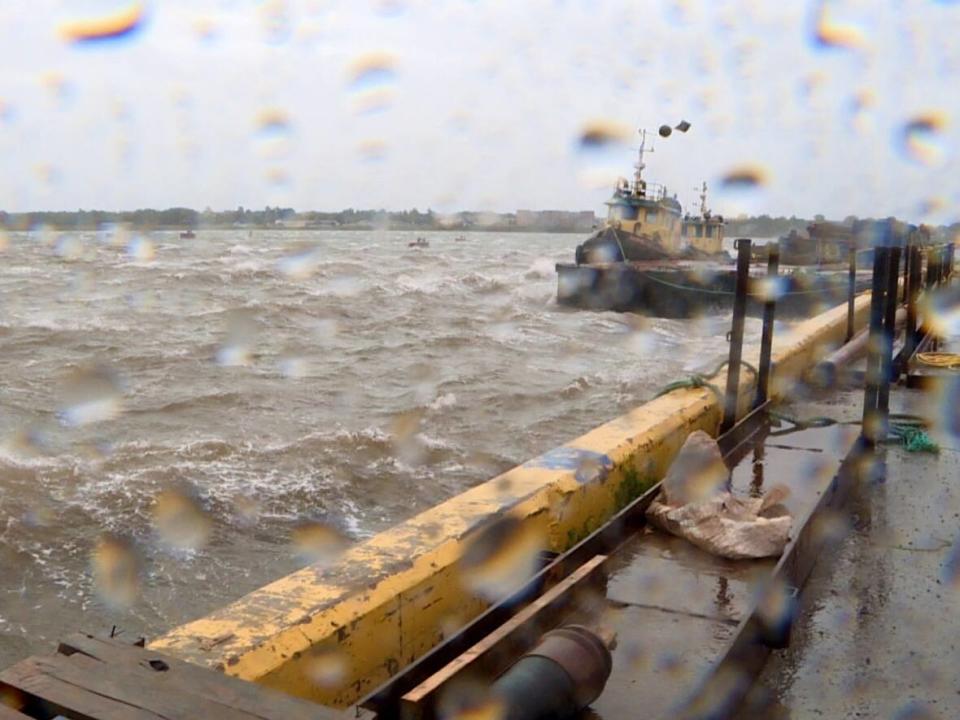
[916,352,960,369]
[651,359,758,402]
[768,410,939,452]
[634,270,861,298]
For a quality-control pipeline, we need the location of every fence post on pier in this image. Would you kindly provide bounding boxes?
[846,245,857,342]
[902,240,911,304]
[862,245,890,447]
[721,238,751,434]
[877,245,902,415]
[754,242,779,409]
[904,245,921,364]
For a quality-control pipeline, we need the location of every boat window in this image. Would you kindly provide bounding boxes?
[681,223,688,236]
[609,205,639,221]
[695,224,703,238]
[705,224,715,238]
[646,208,658,222]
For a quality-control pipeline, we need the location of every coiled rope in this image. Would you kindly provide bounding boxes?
[916,352,960,369]
[769,410,939,453]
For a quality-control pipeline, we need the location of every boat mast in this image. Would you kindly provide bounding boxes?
[633,128,651,197]
[698,181,709,216]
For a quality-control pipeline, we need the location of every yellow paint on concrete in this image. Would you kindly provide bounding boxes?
[149,294,873,707]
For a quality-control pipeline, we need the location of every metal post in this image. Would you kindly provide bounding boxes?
[926,248,938,291]
[862,245,890,447]
[754,242,779,409]
[846,245,857,342]
[721,238,751,433]
[904,245,921,362]
[877,245,902,415]
[902,241,911,303]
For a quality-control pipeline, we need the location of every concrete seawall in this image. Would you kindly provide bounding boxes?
[149,294,873,707]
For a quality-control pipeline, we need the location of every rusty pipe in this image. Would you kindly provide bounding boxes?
[491,625,614,720]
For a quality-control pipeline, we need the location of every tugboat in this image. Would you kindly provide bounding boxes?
[409,236,429,249]
[572,130,728,265]
[179,229,196,239]
[555,128,875,318]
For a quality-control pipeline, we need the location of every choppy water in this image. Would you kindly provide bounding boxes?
[0,229,760,666]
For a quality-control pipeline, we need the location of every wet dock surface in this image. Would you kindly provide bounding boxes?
[738,387,960,719]
[581,416,859,719]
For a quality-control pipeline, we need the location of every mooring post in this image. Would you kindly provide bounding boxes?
[846,245,857,342]
[877,245,902,417]
[722,238,751,433]
[862,245,890,447]
[754,242,779,409]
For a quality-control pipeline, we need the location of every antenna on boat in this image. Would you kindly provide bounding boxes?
[698,181,709,216]
[634,128,652,196]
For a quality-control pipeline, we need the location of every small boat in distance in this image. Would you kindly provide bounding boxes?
[454,235,467,242]
[409,237,429,248]
[180,230,196,239]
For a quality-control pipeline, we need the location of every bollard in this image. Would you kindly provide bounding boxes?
[721,238,751,433]
[754,242,779,409]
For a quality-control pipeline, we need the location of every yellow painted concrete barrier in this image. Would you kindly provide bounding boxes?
[149,294,873,707]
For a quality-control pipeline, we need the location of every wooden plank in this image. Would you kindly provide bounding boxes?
[401,554,608,708]
[0,703,31,719]
[23,653,253,720]
[1,659,162,720]
[59,635,362,720]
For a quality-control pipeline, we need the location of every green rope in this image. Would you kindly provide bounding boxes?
[887,424,940,453]
[768,410,939,453]
[651,359,759,403]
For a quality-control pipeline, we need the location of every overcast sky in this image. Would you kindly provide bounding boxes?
[1,0,959,222]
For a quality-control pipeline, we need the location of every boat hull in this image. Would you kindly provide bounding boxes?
[556,262,871,318]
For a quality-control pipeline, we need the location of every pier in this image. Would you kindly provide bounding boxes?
[0,233,955,718]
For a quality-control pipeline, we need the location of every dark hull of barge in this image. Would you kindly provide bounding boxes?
[556,261,872,318]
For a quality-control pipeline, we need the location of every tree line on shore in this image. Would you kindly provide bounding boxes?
[1,207,955,238]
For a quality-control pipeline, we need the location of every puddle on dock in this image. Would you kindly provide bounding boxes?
[579,424,856,719]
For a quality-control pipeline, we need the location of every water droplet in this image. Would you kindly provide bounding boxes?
[232,494,261,528]
[577,119,632,149]
[216,310,258,367]
[900,112,948,166]
[152,484,212,551]
[347,50,398,114]
[259,0,292,44]
[291,520,349,566]
[357,138,388,162]
[719,165,767,189]
[277,247,321,278]
[750,275,788,302]
[91,533,140,608]
[574,119,633,189]
[811,1,866,50]
[55,234,84,260]
[435,678,505,720]
[126,235,155,261]
[58,2,147,45]
[58,364,125,427]
[255,108,292,138]
[307,648,349,688]
[458,515,543,602]
[891,700,939,720]
[278,356,310,379]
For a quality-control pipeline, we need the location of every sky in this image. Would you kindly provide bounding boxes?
[1,0,959,222]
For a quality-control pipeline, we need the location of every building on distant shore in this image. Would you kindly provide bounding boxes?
[515,210,597,230]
